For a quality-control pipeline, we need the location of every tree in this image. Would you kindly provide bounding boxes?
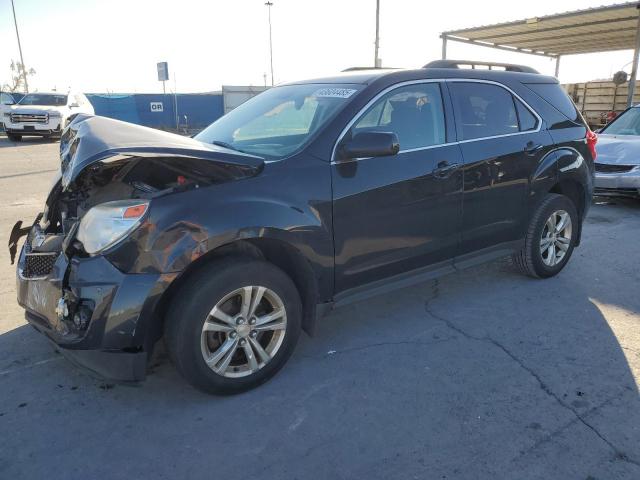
[2,60,35,93]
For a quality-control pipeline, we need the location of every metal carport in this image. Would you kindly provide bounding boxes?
[441,2,640,106]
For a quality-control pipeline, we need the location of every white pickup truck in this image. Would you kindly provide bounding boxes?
[2,92,94,141]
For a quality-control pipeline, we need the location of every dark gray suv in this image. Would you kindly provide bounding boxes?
[12,60,595,394]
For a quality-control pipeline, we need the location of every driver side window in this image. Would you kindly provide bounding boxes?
[353,83,446,151]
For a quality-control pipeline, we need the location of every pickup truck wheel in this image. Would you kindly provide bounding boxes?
[165,257,302,395]
[7,133,21,142]
[512,193,578,278]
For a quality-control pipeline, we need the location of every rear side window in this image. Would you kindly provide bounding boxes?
[525,83,580,122]
[353,83,446,150]
[449,82,519,140]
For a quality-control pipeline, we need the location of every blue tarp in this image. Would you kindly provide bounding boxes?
[85,93,224,131]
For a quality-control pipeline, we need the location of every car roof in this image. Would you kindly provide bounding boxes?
[24,92,69,95]
[284,67,557,86]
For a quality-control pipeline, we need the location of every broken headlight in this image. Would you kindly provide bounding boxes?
[76,200,149,254]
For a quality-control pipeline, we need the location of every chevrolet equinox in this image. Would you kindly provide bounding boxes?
[11,60,596,394]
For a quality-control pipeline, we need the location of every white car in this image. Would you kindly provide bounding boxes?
[3,92,94,141]
[0,92,17,130]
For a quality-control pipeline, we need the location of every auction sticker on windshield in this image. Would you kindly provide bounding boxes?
[313,88,357,98]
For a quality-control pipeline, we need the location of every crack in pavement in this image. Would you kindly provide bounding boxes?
[0,168,57,180]
[299,336,457,361]
[423,292,640,468]
[518,388,632,458]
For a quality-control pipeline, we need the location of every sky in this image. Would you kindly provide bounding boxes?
[0,0,637,93]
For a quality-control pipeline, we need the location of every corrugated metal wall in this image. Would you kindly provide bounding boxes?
[85,93,224,132]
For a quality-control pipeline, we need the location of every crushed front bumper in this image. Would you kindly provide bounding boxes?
[594,167,640,198]
[15,220,170,382]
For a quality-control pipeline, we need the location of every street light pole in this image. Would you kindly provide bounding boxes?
[374,0,381,68]
[265,1,275,86]
[10,0,29,93]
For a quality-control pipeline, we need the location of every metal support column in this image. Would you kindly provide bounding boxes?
[627,11,640,107]
[441,36,447,60]
[554,56,561,78]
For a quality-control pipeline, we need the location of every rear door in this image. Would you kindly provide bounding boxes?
[331,81,463,293]
[448,80,553,257]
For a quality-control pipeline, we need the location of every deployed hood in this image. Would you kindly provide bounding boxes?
[596,134,640,166]
[59,114,265,189]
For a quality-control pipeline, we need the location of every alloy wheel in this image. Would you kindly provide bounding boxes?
[540,209,572,267]
[200,286,287,378]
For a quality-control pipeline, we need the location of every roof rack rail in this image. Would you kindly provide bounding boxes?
[341,66,400,72]
[423,60,539,74]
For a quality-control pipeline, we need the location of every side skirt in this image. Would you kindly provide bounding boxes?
[316,240,523,320]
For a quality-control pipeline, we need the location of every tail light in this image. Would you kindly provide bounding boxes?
[586,130,597,161]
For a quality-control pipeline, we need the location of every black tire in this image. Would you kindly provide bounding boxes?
[512,193,579,278]
[164,256,302,395]
[7,133,21,142]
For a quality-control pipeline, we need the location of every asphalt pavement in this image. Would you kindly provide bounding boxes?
[0,135,639,479]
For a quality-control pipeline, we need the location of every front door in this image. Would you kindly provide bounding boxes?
[331,81,463,294]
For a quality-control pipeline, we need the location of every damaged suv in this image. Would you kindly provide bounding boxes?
[12,61,595,394]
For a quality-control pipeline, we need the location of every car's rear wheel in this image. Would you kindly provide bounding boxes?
[512,193,579,278]
[7,133,21,142]
[165,257,302,395]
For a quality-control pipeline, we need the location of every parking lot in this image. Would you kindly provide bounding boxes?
[0,136,638,479]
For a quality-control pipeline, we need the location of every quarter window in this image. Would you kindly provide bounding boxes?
[515,97,538,131]
[450,82,520,140]
[352,83,446,150]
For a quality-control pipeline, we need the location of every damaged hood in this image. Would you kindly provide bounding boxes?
[595,134,640,166]
[60,114,265,189]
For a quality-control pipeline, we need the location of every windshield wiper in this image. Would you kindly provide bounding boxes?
[211,140,246,154]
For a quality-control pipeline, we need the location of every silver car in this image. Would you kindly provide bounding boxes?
[595,106,640,199]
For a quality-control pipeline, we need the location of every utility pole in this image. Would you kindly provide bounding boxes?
[265,2,275,86]
[10,0,29,93]
[374,0,381,68]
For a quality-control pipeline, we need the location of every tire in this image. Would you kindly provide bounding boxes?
[7,133,22,142]
[512,193,579,279]
[164,256,302,395]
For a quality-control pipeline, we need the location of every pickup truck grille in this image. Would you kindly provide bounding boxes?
[595,163,636,174]
[10,113,48,124]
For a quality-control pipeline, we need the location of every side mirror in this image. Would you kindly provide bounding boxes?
[340,131,400,160]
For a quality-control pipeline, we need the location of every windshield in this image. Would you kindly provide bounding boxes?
[195,83,362,159]
[601,107,640,136]
[18,94,68,106]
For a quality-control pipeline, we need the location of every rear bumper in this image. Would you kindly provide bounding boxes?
[16,225,171,382]
[595,169,640,198]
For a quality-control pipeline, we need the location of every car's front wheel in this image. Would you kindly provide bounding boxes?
[165,257,302,394]
[7,133,22,142]
[512,193,579,278]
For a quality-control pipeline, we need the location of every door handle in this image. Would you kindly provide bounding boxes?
[524,141,543,155]
[433,161,461,179]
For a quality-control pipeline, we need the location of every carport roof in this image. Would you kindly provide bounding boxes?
[441,2,640,57]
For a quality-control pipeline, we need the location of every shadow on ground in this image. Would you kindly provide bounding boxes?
[0,201,638,479]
